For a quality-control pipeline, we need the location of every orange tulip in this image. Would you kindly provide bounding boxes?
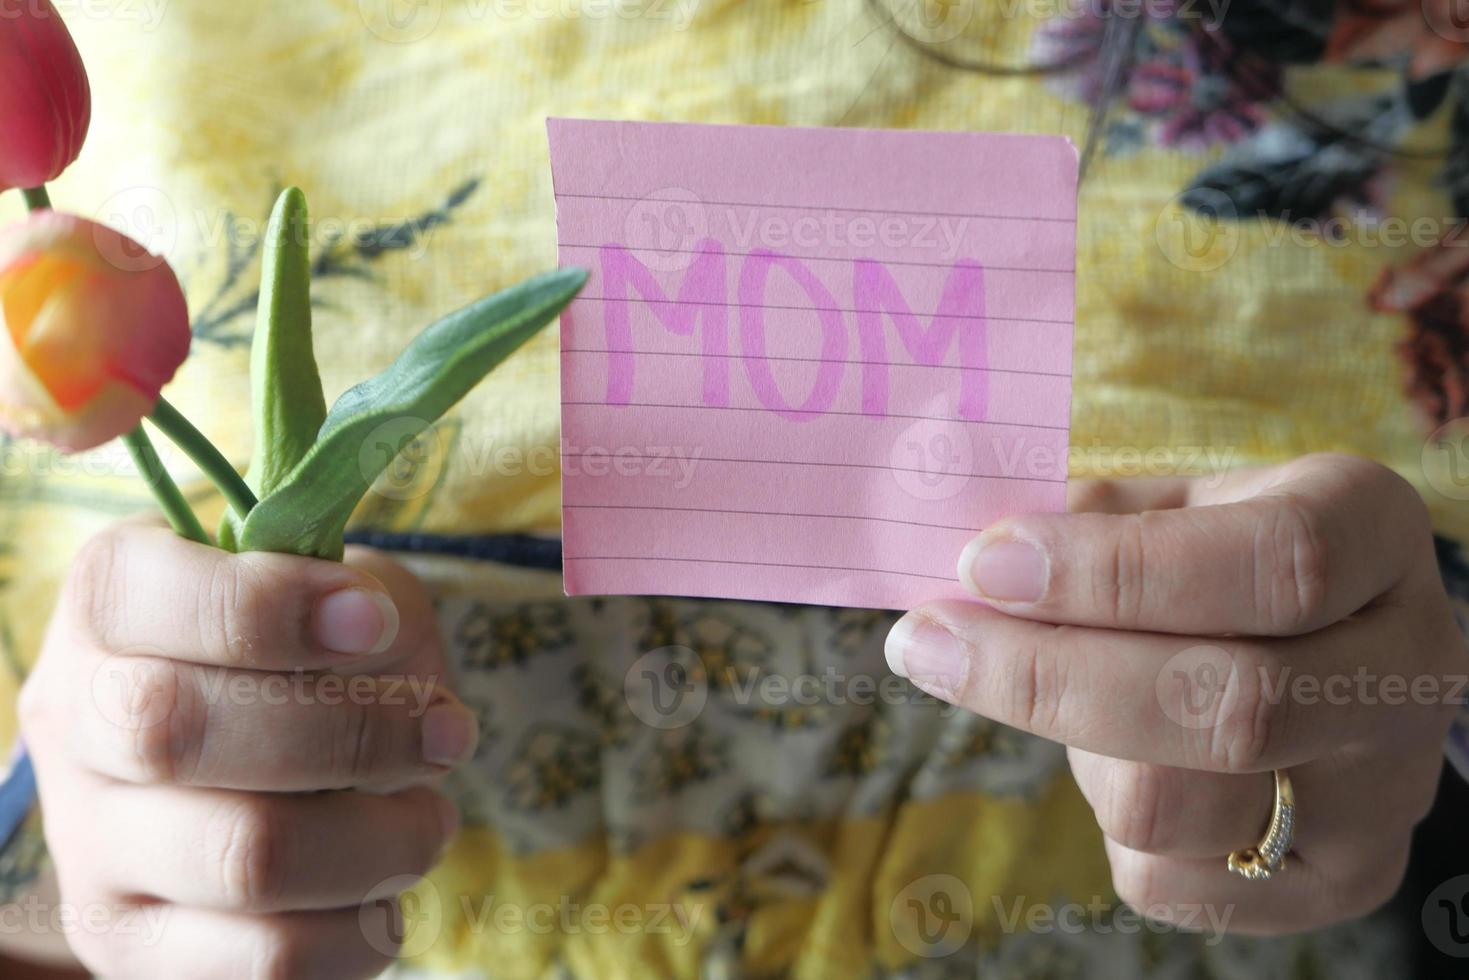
[0,212,191,451]
[0,0,92,192]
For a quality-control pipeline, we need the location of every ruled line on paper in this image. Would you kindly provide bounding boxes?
[549,119,1078,610]
[560,402,1069,432]
[559,451,1067,483]
[561,242,1075,275]
[555,191,1077,224]
[561,349,1071,379]
[561,555,956,582]
[573,297,1072,325]
[564,503,985,533]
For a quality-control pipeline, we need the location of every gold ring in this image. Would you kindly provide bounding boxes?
[1227,769,1295,881]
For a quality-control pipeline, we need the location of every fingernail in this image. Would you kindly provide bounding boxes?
[422,701,478,769]
[960,536,1048,603]
[885,615,969,700]
[312,588,400,656]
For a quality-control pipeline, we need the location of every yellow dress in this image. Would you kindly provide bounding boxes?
[2,2,1464,976]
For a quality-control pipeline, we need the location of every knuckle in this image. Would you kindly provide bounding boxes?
[1203,646,1280,773]
[1254,495,1330,635]
[1010,632,1069,737]
[116,661,201,784]
[203,556,273,667]
[1095,764,1173,854]
[333,701,390,787]
[207,797,289,911]
[1094,514,1146,626]
[68,528,128,647]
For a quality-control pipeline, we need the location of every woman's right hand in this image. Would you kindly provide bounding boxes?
[18,519,480,979]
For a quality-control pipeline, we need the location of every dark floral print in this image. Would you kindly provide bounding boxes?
[1371,222,1469,423]
[1040,2,1469,428]
[454,600,573,670]
[1034,1,1282,151]
[1128,29,1281,148]
[500,724,602,811]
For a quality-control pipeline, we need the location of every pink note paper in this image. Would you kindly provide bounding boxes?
[549,119,1076,611]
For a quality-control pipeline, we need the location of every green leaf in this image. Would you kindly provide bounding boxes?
[218,187,326,550]
[237,266,588,560]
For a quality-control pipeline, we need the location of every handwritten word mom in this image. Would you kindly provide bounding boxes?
[599,241,988,422]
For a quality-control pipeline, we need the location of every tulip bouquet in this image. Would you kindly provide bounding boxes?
[0,1,585,558]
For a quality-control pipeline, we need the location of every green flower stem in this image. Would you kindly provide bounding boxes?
[148,397,258,519]
[122,427,210,545]
[21,186,51,211]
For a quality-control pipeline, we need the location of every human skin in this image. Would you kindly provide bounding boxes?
[4,454,1465,976]
[15,521,479,978]
[888,453,1467,933]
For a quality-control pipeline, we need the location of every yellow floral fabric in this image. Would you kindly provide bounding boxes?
[0,1,1462,976]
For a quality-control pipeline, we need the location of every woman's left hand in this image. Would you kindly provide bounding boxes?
[885,453,1467,934]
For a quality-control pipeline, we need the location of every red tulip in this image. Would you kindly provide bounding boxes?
[0,212,191,451]
[0,0,92,191]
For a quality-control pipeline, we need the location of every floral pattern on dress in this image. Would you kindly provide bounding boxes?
[1034,0,1282,153]
[633,724,731,797]
[453,600,574,670]
[1040,1,1469,431]
[499,723,603,812]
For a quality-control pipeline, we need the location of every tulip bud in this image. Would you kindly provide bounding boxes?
[0,212,191,451]
[0,0,92,192]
